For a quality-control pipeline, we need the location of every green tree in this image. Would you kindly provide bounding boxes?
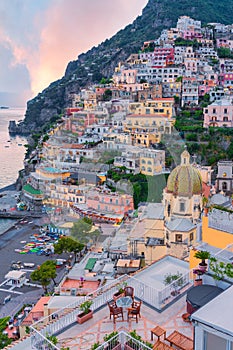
[102,89,112,101]
[71,219,100,245]
[31,260,57,293]
[54,236,84,263]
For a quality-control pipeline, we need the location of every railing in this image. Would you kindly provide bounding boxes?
[158,270,192,307]
[94,331,152,350]
[30,328,60,350]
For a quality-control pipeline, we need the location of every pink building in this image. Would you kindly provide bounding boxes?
[218,73,233,89]
[198,80,216,96]
[140,47,174,66]
[217,38,233,50]
[86,190,134,216]
[182,30,202,40]
[203,99,233,128]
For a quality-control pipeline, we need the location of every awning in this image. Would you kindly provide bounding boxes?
[85,258,97,271]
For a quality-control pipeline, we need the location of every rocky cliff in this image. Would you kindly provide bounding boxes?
[15,0,233,134]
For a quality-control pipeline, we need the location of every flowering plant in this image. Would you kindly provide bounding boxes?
[193,269,204,280]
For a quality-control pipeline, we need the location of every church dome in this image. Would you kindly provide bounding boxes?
[167,150,202,196]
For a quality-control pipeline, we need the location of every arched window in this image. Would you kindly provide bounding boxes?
[222,182,227,191]
[147,160,152,165]
[141,159,146,164]
[147,167,152,172]
[141,166,145,171]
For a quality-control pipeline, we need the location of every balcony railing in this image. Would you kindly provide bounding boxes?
[94,331,152,350]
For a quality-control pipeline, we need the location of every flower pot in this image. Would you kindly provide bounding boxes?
[105,342,121,350]
[113,291,124,301]
[77,310,93,324]
[124,342,140,350]
[194,279,203,287]
[199,263,207,272]
[182,313,191,322]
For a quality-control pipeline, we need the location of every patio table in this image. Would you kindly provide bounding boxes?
[165,330,193,350]
[151,325,166,341]
[116,296,132,309]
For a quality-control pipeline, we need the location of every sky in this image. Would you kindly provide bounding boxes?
[0,0,147,107]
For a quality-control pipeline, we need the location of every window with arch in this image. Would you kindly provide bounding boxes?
[147,160,152,165]
[147,167,152,172]
[141,159,146,164]
[141,166,145,171]
[222,182,227,191]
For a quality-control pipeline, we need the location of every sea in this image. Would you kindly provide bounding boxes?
[0,107,27,234]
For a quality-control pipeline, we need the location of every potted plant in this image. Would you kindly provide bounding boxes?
[209,257,225,286]
[194,250,211,271]
[163,272,184,296]
[91,342,103,350]
[124,330,153,350]
[77,300,93,324]
[193,269,204,286]
[103,331,121,350]
[202,196,209,215]
[113,282,127,301]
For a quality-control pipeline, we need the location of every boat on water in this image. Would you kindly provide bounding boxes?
[0,106,9,109]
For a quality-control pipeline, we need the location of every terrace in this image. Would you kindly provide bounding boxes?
[9,251,233,350]
[9,267,194,350]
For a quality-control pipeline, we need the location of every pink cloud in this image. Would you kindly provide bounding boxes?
[31,0,147,94]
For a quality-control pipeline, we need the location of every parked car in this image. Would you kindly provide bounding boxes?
[23,262,35,268]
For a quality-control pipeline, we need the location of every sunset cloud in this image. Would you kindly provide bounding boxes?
[0,0,147,105]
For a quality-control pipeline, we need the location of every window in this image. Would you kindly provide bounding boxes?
[205,331,227,350]
[147,160,152,165]
[175,234,182,242]
[190,232,194,241]
[147,167,152,172]
[222,182,227,191]
[213,108,216,114]
[141,159,146,164]
[224,108,228,114]
[180,202,185,212]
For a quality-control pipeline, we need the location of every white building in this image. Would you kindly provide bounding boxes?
[192,285,233,350]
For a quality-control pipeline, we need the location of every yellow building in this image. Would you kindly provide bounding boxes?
[49,183,85,208]
[124,114,174,134]
[132,130,161,147]
[84,92,97,110]
[189,207,233,269]
[140,149,165,175]
[127,203,166,265]
[129,97,175,118]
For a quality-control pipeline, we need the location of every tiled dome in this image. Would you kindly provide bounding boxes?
[167,150,202,196]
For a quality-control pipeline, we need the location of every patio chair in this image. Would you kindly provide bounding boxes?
[124,286,134,300]
[107,301,124,323]
[127,300,142,323]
